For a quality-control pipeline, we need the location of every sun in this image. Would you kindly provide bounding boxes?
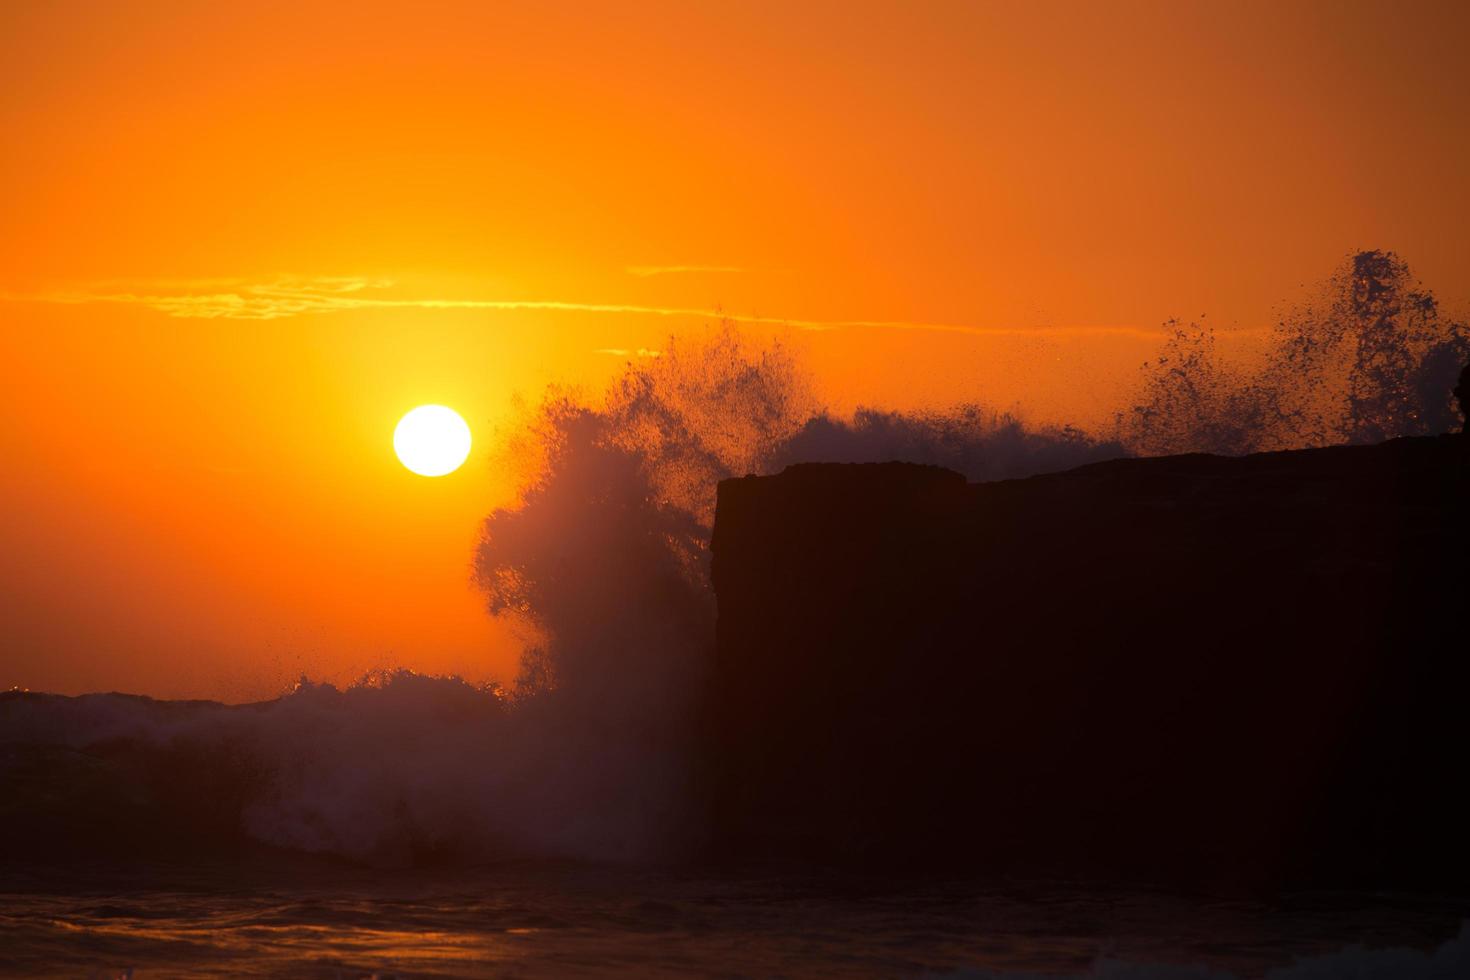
[394,405,472,477]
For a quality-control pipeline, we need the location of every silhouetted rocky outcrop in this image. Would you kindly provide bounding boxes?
[703,438,1470,892]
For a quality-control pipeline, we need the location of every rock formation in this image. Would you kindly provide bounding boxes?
[704,438,1470,890]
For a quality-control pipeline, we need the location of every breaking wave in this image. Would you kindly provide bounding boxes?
[2,251,1466,868]
[1121,250,1469,455]
[1,672,687,864]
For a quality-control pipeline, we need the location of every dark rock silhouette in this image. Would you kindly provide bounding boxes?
[703,440,1470,891]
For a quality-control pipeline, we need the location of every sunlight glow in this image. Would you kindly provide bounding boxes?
[394,405,472,477]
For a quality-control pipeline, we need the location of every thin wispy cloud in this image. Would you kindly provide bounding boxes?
[4,276,1168,340]
[17,276,395,321]
[624,265,744,277]
[593,348,663,358]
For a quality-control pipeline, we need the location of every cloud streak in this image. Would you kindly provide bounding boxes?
[593,348,663,358]
[4,276,1169,340]
[625,265,744,278]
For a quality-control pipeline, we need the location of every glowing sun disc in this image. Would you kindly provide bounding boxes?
[394,405,472,477]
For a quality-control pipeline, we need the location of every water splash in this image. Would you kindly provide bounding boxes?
[1122,251,1469,455]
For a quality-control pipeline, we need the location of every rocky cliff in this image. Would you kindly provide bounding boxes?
[703,438,1470,891]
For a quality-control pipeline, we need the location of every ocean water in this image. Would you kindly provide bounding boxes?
[2,861,1467,979]
[4,686,1470,978]
[6,677,1469,980]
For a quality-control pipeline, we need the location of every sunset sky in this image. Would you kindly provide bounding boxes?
[4,1,1468,700]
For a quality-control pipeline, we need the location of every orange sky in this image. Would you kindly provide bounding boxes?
[3,1,1468,700]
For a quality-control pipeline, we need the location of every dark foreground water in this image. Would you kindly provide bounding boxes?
[2,861,1466,979]
[7,686,1468,978]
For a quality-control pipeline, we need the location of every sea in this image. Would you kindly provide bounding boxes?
[4,686,1468,978]
[2,860,1467,978]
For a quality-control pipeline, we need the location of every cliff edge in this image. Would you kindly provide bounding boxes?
[704,439,1470,890]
